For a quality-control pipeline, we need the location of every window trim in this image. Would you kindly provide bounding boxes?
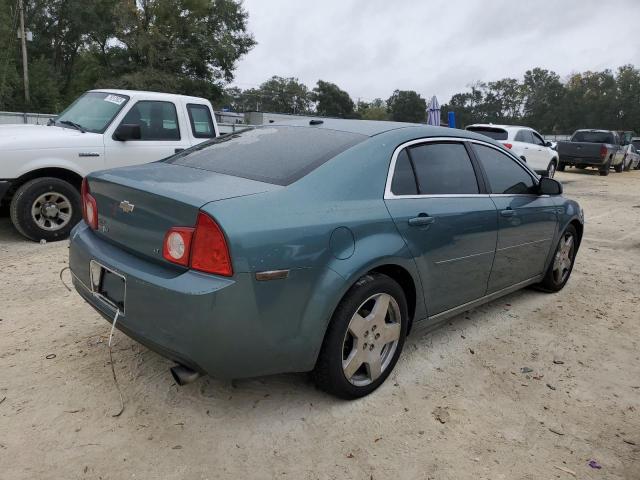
[186,103,216,139]
[384,137,539,200]
[115,100,181,141]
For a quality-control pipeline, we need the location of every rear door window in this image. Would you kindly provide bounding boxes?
[472,144,535,194]
[165,126,366,185]
[187,104,216,138]
[466,127,508,141]
[515,130,533,143]
[408,142,479,195]
[531,131,545,146]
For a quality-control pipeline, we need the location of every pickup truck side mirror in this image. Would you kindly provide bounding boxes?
[113,123,142,141]
[539,177,562,196]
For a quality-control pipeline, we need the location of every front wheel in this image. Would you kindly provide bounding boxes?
[546,161,557,178]
[9,177,82,242]
[313,273,408,399]
[537,224,578,292]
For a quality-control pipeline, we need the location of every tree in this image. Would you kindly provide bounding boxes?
[387,90,426,123]
[312,80,355,117]
[356,98,388,120]
[0,0,256,112]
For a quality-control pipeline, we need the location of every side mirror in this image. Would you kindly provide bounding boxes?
[545,141,553,147]
[113,123,141,141]
[539,177,562,195]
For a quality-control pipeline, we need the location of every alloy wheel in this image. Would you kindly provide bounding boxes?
[341,293,401,386]
[31,192,73,231]
[552,232,574,284]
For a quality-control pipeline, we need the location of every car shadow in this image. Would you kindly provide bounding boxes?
[95,286,539,411]
[0,217,26,245]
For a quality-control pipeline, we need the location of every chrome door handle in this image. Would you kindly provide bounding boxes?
[500,209,515,217]
[408,214,435,226]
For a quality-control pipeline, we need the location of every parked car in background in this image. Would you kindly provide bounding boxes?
[69,120,583,399]
[556,129,625,176]
[622,143,640,170]
[0,89,219,242]
[465,124,559,178]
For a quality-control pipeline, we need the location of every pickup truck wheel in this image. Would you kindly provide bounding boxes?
[557,163,566,172]
[614,161,623,173]
[537,224,577,293]
[9,177,81,242]
[599,158,611,176]
[313,273,408,399]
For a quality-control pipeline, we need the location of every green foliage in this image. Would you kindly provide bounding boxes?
[443,66,640,134]
[356,98,388,121]
[0,0,255,112]
[312,80,355,118]
[387,90,426,123]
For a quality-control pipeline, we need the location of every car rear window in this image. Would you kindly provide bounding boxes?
[165,126,366,185]
[466,127,508,141]
[571,131,614,143]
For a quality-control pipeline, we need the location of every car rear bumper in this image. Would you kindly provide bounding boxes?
[559,157,606,166]
[69,222,328,379]
[0,180,12,203]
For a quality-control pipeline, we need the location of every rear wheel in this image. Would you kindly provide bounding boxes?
[9,177,81,242]
[313,273,408,399]
[537,224,578,292]
[599,158,611,176]
[614,161,623,173]
[557,163,566,172]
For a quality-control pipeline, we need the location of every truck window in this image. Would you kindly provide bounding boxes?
[119,101,180,141]
[571,131,614,144]
[56,92,129,133]
[187,104,216,138]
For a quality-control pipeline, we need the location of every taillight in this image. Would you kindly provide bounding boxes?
[503,143,513,149]
[190,212,233,276]
[81,178,98,230]
[162,212,233,276]
[162,227,194,266]
[599,145,607,159]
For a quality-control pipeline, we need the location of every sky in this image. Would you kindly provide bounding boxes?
[231,0,640,104]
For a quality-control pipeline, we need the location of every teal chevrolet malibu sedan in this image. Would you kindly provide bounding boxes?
[69,119,583,399]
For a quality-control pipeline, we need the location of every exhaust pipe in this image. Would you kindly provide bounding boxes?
[170,364,201,386]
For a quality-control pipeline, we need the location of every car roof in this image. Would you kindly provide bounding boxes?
[467,123,532,132]
[88,89,210,103]
[267,118,429,137]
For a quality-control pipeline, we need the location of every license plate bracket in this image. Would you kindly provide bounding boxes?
[89,260,126,314]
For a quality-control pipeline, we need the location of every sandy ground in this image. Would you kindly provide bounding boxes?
[1,169,639,480]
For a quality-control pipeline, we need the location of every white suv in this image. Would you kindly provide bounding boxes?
[466,124,558,178]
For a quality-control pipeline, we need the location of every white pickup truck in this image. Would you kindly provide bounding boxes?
[0,89,219,241]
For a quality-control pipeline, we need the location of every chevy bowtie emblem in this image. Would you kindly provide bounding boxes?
[118,200,135,213]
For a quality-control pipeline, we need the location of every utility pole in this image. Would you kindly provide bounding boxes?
[18,0,29,105]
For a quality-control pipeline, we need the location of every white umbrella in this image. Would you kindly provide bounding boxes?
[427,95,440,126]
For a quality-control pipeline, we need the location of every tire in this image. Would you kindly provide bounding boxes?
[9,177,81,242]
[537,224,578,293]
[546,160,557,178]
[599,158,611,176]
[614,159,623,173]
[313,273,408,399]
[557,163,566,172]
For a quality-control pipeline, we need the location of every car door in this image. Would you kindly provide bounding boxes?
[384,140,498,316]
[529,130,551,171]
[470,143,558,293]
[104,100,186,168]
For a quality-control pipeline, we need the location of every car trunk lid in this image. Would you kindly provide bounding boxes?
[88,162,279,265]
